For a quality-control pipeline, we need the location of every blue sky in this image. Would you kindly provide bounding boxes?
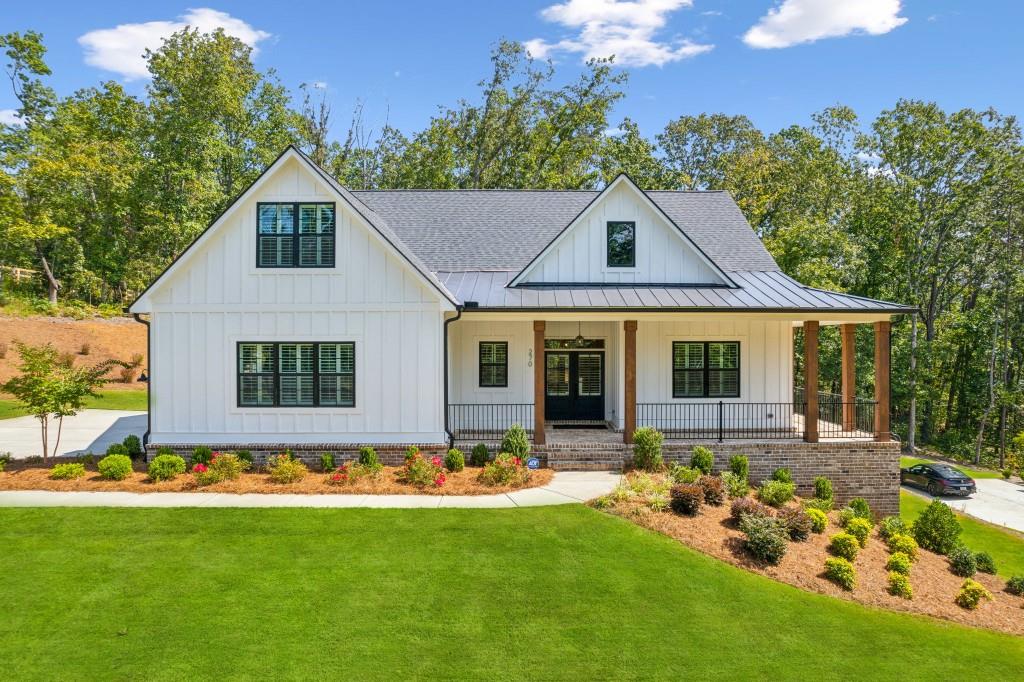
[3,1,1021,139]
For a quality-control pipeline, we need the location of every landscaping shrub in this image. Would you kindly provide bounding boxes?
[500,424,530,460]
[689,446,714,475]
[647,492,669,512]
[148,454,186,482]
[399,451,447,487]
[778,506,812,541]
[1006,575,1024,596]
[327,461,383,485]
[0,452,11,472]
[628,472,657,495]
[757,480,795,507]
[802,497,832,513]
[824,557,856,591]
[845,517,872,548]
[193,453,249,487]
[669,483,704,516]
[266,453,308,484]
[191,446,213,467]
[912,500,962,554]
[123,434,143,460]
[770,467,792,483]
[948,546,977,578]
[77,453,95,465]
[470,443,489,467]
[697,475,725,506]
[358,447,379,467]
[668,464,700,484]
[98,454,133,481]
[848,497,872,521]
[954,579,992,610]
[806,507,828,533]
[478,453,529,488]
[739,514,789,564]
[728,454,749,481]
[888,572,913,599]
[837,507,856,527]
[828,533,860,561]
[812,476,834,507]
[50,463,86,480]
[632,427,664,471]
[444,448,465,472]
[879,516,909,541]
[887,534,919,561]
[720,471,749,498]
[235,450,253,465]
[105,443,128,457]
[730,497,774,524]
[320,453,336,472]
[975,552,997,575]
[155,446,175,457]
[886,552,912,576]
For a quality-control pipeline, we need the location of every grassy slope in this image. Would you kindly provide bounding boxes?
[0,389,147,420]
[901,491,1024,577]
[1,507,1021,680]
[900,456,1001,479]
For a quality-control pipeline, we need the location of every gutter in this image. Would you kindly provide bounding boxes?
[132,313,151,448]
[442,306,464,448]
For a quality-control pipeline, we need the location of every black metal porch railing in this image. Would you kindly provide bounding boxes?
[794,388,877,439]
[636,402,802,440]
[447,403,535,441]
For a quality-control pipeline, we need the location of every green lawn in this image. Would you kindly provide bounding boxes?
[0,389,147,420]
[1,507,1021,680]
[900,455,1002,479]
[901,491,1024,577]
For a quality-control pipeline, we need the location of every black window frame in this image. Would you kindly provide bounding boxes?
[237,341,355,408]
[671,341,740,399]
[606,220,636,268]
[478,341,509,388]
[256,202,336,268]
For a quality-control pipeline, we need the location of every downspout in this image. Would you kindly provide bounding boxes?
[132,313,151,448]
[443,306,464,449]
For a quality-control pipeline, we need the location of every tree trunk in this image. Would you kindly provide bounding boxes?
[975,320,999,465]
[907,314,917,454]
[35,244,60,304]
[52,414,64,461]
[39,416,48,462]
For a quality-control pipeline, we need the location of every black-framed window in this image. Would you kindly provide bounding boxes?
[672,341,739,398]
[238,342,354,407]
[607,221,635,267]
[257,202,335,267]
[479,341,508,388]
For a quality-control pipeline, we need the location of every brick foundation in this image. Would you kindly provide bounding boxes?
[146,443,448,467]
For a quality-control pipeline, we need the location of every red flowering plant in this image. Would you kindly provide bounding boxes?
[192,463,208,473]
[478,452,531,488]
[192,452,248,486]
[325,459,384,486]
[398,448,445,487]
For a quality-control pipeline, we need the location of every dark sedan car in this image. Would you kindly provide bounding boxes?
[900,463,976,497]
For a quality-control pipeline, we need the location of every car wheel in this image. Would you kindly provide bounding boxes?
[927,481,941,497]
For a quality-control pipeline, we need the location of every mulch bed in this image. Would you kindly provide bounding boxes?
[0,461,553,496]
[600,477,1024,637]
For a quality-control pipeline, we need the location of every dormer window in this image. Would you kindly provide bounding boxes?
[607,221,635,267]
[257,202,336,267]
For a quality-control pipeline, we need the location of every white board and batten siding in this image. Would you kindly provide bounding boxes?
[144,156,448,445]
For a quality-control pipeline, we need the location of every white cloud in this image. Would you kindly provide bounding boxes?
[524,0,713,67]
[0,109,23,126]
[743,0,907,49]
[78,8,271,80]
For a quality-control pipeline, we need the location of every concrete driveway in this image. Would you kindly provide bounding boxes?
[0,410,146,459]
[903,478,1024,533]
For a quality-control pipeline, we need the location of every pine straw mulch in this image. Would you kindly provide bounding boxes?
[598,475,1024,637]
[0,461,553,496]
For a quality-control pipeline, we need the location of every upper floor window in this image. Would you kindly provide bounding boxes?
[607,221,635,267]
[672,341,740,398]
[479,341,508,388]
[257,202,335,268]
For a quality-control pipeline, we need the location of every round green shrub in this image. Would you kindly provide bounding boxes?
[846,517,872,548]
[105,443,128,457]
[689,446,714,475]
[955,579,992,610]
[50,462,86,480]
[887,534,919,561]
[757,480,795,507]
[122,434,143,459]
[191,446,213,466]
[974,551,996,575]
[739,514,789,565]
[848,497,872,521]
[912,500,962,554]
[320,452,336,472]
[444,448,465,472]
[358,447,379,467]
[267,453,308,484]
[1005,575,1024,596]
[148,454,186,482]
[771,467,792,483]
[720,471,749,499]
[837,507,855,527]
[730,497,774,524]
[887,572,913,599]
[886,552,912,576]
[824,557,856,591]
[697,475,725,506]
[879,515,909,540]
[829,532,860,561]
[812,476,833,507]
[806,507,828,533]
[728,454,749,481]
[948,546,977,577]
[235,450,253,465]
[98,454,133,481]
[469,443,489,467]
[779,506,812,541]
[632,427,664,471]
[802,497,832,513]
[669,483,704,516]
[669,464,700,484]
[499,424,530,460]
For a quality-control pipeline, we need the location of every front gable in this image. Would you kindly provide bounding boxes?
[511,175,734,288]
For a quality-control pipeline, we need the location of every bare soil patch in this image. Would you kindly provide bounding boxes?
[600,476,1024,637]
[0,461,553,496]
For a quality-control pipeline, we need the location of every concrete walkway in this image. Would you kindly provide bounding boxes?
[0,471,621,509]
[903,478,1024,533]
[0,410,146,459]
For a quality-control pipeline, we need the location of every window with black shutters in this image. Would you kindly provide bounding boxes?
[479,341,508,388]
[257,202,335,267]
[238,342,354,407]
[672,341,739,398]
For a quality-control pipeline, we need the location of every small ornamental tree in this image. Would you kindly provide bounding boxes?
[1,342,122,460]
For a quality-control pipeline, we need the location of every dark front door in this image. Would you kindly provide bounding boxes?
[545,351,604,422]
